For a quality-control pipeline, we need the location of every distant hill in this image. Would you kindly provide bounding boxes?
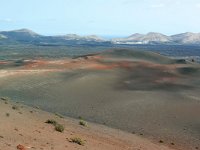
[112,32,200,45]
[1,29,200,45]
[100,48,174,64]
[112,32,171,44]
[55,34,106,42]
[171,32,200,44]
[0,29,41,41]
[0,29,110,46]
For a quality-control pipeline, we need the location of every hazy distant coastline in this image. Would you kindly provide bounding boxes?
[1,29,200,45]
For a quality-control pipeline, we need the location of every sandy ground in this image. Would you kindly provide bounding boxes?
[0,99,176,150]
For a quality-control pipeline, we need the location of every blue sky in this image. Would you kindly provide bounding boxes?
[1,0,200,36]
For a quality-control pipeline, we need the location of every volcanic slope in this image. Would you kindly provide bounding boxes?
[0,48,200,150]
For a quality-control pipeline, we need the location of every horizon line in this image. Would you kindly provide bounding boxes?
[1,28,200,38]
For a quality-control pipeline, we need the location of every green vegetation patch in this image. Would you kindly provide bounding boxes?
[45,119,64,132]
[55,113,64,118]
[70,137,85,146]
[79,120,87,127]
[55,124,64,132]
[12,105,19,110]
[45,119,57,126]
[0,97,9,101]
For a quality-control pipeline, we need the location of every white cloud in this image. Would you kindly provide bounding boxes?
[150,4,165,8]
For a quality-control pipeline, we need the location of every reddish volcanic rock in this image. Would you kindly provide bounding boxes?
[17,144,26,150]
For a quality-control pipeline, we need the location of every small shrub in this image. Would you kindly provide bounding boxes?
[70,137,85,146]
[79,120,87,127]
[159,140,164,143]
[6,113,10,117]
[55,113,64,118]
[132,131,135,134]
[0,97,9,101]
[55,124,64,132]
[12,105,19,110]
[45,119,64,132]
[45,119,57,126]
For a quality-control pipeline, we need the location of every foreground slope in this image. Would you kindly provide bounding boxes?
[0,99,176,150]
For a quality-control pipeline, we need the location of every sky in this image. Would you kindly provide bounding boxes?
[1,0,200,37]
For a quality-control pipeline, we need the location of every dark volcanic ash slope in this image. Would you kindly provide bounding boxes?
[0,49,200,150]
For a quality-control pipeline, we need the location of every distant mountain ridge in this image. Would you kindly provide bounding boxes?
[171,32,200,44]
[1,29,200,45]
[112,32,200,45]
[56,34,106,42]
[112,32,171,44]
[0,29,40,41]
[0,29,109,46]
